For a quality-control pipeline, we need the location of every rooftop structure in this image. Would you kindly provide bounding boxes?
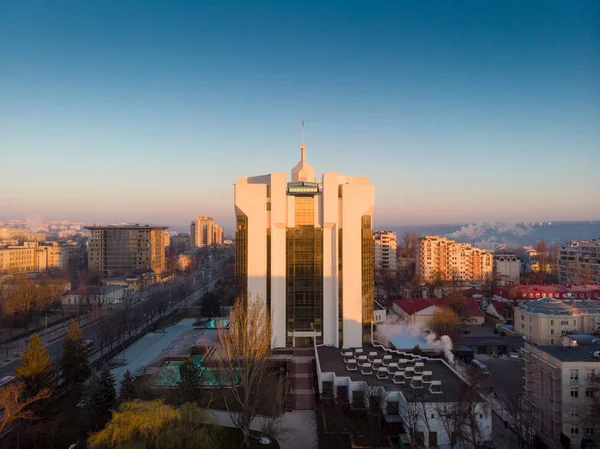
[316,343,492,447]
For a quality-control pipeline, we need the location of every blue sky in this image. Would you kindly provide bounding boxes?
[1,0,598,233]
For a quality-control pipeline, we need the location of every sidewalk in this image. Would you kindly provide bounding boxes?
[209,409,318,449]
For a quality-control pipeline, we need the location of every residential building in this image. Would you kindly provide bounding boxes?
[316,344,492,448]
[416,236,493,282]
[234,143,375,348]
[392,297,485,327]
[559,239,600,284]
[0,243,37,274]
[213,225,224,245]
[523,341,600,449]
[493,253,520,286]
[85,225,168,278]
[514,298,600,345]
[0,227,46,243]
[374,230,398,275]
[170,233,190,252]
[190,216,214,247]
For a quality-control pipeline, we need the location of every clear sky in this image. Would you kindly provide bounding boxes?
[1,0,599,233]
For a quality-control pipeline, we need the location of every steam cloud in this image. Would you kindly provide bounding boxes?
[446,222,532,249]
[376,315,454,364]
[25,216,44,232]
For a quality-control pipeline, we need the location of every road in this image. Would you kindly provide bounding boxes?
[0,265,223,378]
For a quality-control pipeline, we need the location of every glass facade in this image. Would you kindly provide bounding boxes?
[361,215,374,343]
[235,215,248,301]
[338,228,343,346]
[266,228,271,314]
[286,196,323,347]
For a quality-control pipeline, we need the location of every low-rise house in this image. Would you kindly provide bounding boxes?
[392,297,485,327]
[486,301,514,322]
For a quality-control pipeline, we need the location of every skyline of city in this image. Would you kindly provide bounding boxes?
[1,1,599,227]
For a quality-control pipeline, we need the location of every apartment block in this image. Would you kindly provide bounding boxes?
[85,225,168,278]
[524,341,600,449]
[559,239,600,284]
[416,236,493,282]
[514,298,600,345]
[213,225,224,245]
[234,143,375,348]
[493,253,520,286]
[190,216,214,247]
[0,244,37,274]
[374,230,397,275]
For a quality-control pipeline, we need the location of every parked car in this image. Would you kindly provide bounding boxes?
[471,359,490,376]
[459,327,471,335]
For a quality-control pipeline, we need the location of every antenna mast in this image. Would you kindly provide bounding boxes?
[302,119,305,144]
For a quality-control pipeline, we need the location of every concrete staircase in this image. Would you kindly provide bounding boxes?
[287,349,316,410]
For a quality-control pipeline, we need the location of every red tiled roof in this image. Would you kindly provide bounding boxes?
[393,298,436,315]
[394,297,484,318]
[489,301,512,316]
[461,297,484,317]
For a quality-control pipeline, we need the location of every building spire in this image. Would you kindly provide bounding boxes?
[302,119,305,144]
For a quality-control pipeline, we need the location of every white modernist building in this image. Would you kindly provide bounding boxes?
[234,144,375,349]
[493,253,520,286]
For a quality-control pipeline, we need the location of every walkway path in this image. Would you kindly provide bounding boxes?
[209,409,318,449]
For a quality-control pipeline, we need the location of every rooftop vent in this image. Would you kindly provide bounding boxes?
[429,380,442,394]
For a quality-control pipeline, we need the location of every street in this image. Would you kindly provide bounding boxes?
[0,265,223,378]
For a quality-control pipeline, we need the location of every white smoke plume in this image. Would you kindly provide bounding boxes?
[25,216,44,232]
[375,315,454,364]
[445,222,532,248]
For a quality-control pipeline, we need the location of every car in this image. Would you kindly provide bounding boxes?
[471,359,490,376]
[459,328,471,335]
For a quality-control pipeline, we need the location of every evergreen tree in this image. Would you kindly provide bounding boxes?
[82,365,116,432]
[60,320,91,386]
[178,358,203,399]
[119,369,135,402]
[16,333,55,397]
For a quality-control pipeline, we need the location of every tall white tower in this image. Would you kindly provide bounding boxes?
[234,143,375,349]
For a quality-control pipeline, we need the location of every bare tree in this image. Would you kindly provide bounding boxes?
[505,392,535,449]
[432,373,491,448]
[215,295,286,449]
[361,385,387,449]
[0,381,52,434]
[428,307,460,339]
[402,400,433,448]
[2,274,38,332]
[402,232,420,259]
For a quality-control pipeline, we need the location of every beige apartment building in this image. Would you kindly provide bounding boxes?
[0,241,79,274]
[85,225,168,278]
[514,298,600,345]
[213,225,224,245]
[190,216,214,247]
[374,230,397,275]
[524,341,600,449]
[559,239,600,284]
[0,244,37,274]
[416,235,493,282]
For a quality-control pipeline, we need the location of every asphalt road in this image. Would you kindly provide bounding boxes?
[0,267,222,378]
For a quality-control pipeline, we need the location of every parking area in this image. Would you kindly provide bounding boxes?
[476,354,524,405]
